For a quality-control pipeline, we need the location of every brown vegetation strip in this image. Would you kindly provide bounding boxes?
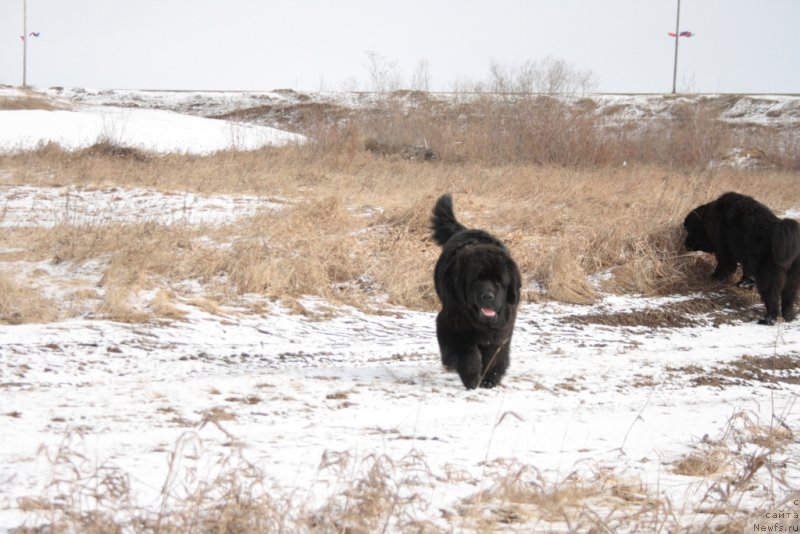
[671,354,800,388]
[0,95,62,111]
[563,295,759,329]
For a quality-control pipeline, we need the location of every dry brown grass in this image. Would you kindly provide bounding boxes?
[0,91,64,111]
[1,91,799,323]
[456,461,666,532]
[18,413,794,533]
[301,92,800,171]
[565,293,760,329]
[668,410,798,531]
[2,142,800,323]
[0,271,56,324]
[18,432,442,533]
[674,447,731,478]
[671,353,800,388]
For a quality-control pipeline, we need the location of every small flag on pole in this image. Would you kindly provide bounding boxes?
[668,31,693,37]
[19,32,40,41]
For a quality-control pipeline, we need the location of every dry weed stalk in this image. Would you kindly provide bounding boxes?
[458,460,672,533]
[17,429,133,533]
[152,426,289,534]
[13,412,798,534]
[671,408,798,532]
[310,450,438,533]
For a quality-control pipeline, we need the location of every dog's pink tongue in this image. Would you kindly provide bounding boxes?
[481,307,496,317]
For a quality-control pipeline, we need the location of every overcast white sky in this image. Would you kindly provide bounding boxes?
[1,0,798,94]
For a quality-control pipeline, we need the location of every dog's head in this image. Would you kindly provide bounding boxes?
[683,203,715,253]
[471,277,512,326]
[448,244,521,327]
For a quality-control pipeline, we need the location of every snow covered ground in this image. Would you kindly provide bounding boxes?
[1,88,799,531]
[0,184,283,228]
[41,86,800,129]
[1,288,798,530]
[0,87,303,154]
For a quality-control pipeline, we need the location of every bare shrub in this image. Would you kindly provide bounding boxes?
[623,103,734,169]
[487,57,598,95]
[335,91,616,166]
[745,127,800,172]
[364,50,403,93]
[299,106,362,163]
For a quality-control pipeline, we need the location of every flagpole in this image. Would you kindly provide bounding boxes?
[671,0,680,93]
[22,0,27,88]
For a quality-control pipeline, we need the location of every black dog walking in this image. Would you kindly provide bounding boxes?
[684,191,800,325]
[430,194,522,388]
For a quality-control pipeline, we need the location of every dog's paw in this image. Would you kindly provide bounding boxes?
[758,317,776,326]
[479,378,497,389]
[460,373,480,390]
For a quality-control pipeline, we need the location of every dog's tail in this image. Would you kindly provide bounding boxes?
[430,193,466,246]
[772,218,800,268]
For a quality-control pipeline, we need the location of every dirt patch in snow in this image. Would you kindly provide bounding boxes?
[562,294,759,328]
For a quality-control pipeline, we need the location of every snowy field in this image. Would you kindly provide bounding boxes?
[0,87,303,154]
[1,88,799,531]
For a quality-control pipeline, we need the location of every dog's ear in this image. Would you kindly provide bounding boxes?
[506,258,522,306]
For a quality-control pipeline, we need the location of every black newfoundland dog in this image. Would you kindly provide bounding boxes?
[683,191,800,325]
[430,194,522,389]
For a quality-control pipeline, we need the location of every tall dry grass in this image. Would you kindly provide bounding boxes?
[16,408,795,533]
[302,91,800,171]
[0,91,64,111]
[0,271,57,324]
[3,144,800,323]
[1,92,799,322]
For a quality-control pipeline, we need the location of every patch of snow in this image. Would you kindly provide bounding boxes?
[0,185,284,228]
[709,146,774,170]
[0,106,303,155]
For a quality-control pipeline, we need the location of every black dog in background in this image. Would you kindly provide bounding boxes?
[683,191,800,325]
[430,194,522,388]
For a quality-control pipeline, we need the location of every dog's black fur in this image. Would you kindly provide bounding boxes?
[430,194,522,389]
[683,191,800,325]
